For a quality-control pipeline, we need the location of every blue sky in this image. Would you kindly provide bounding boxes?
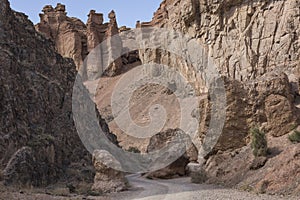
[9,0,162,28]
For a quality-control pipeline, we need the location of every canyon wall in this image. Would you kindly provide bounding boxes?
[29,0,300,194]
[139,0,300,152]
[138,0,300,194]
[0,0,117,189]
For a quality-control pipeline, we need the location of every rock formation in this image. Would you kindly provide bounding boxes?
[137,0,300,149]
[35,3,88,69]
[0,0,117,191]
[143,0,299,80]
[1,0,299,196]
[135,0,300,195]
[36,4,124,77]
[145,129,198,179]
[91,150,127,193]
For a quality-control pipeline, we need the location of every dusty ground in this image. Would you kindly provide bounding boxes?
[1,175,297,200]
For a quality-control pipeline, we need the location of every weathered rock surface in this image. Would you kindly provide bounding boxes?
[2,147,36,186]
[138,0,300,150]
[134,0,300,195]
[145,129,198,179]
[255,72,299,137]
[8,0,297,196]
[143,0,299,81]
[35,3,88,69]
[36,4,124,76]
[205,134,300,195]
[92,150,127,193]
[0,0,116,190]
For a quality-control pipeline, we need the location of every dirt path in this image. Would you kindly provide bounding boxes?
[109,174,296,200]
[1,175,297,200]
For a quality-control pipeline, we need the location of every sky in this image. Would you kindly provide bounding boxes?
[9,0,162,28]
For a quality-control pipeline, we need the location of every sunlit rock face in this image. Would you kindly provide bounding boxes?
[138,0,300,152]
[35,4,123,76]
[136,0,300,195]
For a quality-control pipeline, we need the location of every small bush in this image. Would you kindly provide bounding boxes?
[288,130,300,143]
[250,127,268,157]
[290,123,298,131]
[87,190,102,196]
[240,184,254,192]
[127,146,141,153]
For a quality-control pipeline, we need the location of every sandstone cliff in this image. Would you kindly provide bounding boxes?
[139,0,300,151]
[35,4,124,77]
[137,0,300,195]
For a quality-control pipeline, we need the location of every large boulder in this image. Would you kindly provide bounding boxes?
[91,150,127,193]
[255,72,299,137]
[145,129,198,179]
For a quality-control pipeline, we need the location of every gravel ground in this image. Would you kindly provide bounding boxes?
[110,174,297,200]
[0,175,297,200]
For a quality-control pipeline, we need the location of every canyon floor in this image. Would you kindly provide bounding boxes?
[1,175,297,200]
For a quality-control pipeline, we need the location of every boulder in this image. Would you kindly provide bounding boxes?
[145,129,197,179]
[91,150,127,193]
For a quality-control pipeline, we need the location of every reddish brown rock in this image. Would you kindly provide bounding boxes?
[35,4,88,69]
[204,135,300,195]
[134,1,300,196]
[145,129,198,179]
[254,73,299,137]
[36,4,123,76]
[138,0,300,151]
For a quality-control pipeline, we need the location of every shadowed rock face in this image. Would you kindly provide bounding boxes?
[0,0,116,188]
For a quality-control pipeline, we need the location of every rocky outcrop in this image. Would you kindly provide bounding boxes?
[91,150,127,193]
[36,4,124,76]
[255,72,299,137]
[35,3,88,69]
[204,134,300,195]
[145,129,198,179]
[139,0,300,151]
[0,0,116,190]
[134,0,300,195]
[144,0,299,80]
